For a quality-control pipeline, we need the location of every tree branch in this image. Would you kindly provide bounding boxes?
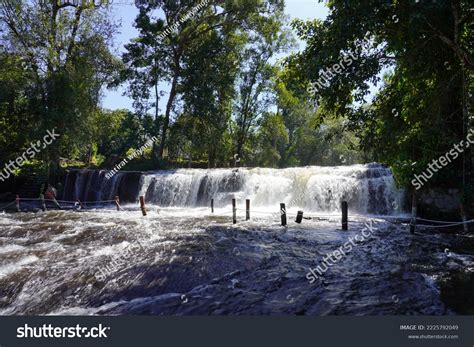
[424,19,474,71]
[66,6,83,62]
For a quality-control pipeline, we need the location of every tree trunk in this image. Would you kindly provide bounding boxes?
[208,145,216,168]
[152,70,160,161]
[158,75,178,159]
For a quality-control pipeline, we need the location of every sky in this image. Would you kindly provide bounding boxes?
[101,0,330,111]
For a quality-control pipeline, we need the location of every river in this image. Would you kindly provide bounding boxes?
[0,164,472,315]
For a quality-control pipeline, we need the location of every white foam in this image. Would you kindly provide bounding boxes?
[0,244,25,255]
[0,255,38,279]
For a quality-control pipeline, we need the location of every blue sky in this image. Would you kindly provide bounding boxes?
[102,0,329,111]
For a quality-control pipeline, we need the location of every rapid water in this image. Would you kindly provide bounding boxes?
[64,164,404,215]
[0,209,472,315]
[1,164,472,316]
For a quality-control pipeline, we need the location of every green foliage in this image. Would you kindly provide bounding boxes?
[292,0,473,191]
[0,0,121,174]
[251,112,288,167]
[0,0,396,179]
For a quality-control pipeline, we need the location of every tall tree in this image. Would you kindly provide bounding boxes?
[0,0,120,176]
[291,0,473,199]
[124,0,287,160]
[232,8,294,161]
[273,64,317,166]
[179,26,243,167]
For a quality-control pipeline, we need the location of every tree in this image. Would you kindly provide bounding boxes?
[0,0,121,177]
[291,0,473,197]
[232,8,294,161]
[252,111,288,167]
[124,0,288,160]
[178,19,243,167]
[273,64,317,166]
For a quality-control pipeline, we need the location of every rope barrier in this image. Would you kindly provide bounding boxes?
[233,207,474,229]
[0,200,16,209]
[416,220,474,228]
[80,200,116,204]
[416,217,464,224]
[6,196,474,230]
[52,200,77,204]
[13,197,115,204]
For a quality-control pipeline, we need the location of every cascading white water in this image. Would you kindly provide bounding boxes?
[63,169,125,202]
[138,164,404,214]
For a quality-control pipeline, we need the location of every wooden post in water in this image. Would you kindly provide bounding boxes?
[40,194,46,212]
[280,203,287,226]
[114,196,121,211]
[211,198,214,213]
[341,201,348,230]
[246,199,250,220]
[410,194,417,234]
[295,210,303,224]
[16,195,20,212]
[232,198,237,224]
[139,196,147,216]
[460,203,469,233]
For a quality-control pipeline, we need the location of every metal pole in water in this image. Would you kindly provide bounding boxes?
[246,199,250,220]
[211,198,214,213]
[40,194,46,212]
[295,210,303,224]
[410,194,417,234]
[341,201,348,230]
[280,203,287,226]
[139,196,147,216]
[16,195,20,212]
[232,198,237,224]
[460,203,469,233]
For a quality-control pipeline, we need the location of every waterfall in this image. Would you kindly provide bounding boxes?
[62,164,403,214]
[137,164,404,214]
[62,170,128,202]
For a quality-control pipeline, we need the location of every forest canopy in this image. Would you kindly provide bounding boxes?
[0,0,472,198]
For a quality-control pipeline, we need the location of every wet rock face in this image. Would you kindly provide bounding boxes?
[366,180,391,215]
[219,172,244,192]
[61,170,142,203]
[196,172,244,206]
[117,172,142,203]
[61,170,78,201]
[144,178,158,204]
